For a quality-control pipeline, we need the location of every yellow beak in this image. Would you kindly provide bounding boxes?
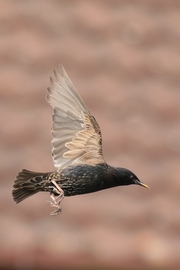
[138,181,149,189]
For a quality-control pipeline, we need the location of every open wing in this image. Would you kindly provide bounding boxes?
[46,64,105,169]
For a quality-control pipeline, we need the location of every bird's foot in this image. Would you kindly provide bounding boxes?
[50,206,62,216]
[47,180,64,215]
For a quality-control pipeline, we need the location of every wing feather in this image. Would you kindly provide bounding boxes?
[46,64,104,168]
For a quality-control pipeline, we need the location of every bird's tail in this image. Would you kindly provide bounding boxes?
[12,169,49,203]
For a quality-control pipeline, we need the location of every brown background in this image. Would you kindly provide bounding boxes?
[0,1,180,269]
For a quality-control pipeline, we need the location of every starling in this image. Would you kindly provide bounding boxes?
[12,65,149,215]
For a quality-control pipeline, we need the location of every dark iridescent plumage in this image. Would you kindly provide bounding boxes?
[12,65,148,215]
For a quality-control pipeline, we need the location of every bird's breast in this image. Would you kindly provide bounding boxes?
[57,164,114,196]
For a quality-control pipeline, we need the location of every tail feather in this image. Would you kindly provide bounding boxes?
[12,169,49,203]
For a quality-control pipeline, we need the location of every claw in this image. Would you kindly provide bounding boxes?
[50,207,62,216]
[47,200,57,207]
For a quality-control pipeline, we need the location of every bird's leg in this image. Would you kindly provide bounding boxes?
[47,180,64,215]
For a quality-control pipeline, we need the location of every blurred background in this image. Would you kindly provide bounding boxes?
[1,0,180,269]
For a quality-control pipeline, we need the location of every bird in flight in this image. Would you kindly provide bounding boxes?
[12,65,149,215]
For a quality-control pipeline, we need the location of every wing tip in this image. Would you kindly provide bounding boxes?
[58,64,66,77]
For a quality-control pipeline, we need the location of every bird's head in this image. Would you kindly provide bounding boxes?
[114,167,149,189]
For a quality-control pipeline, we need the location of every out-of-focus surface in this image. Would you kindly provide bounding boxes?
[1,1,180,269]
